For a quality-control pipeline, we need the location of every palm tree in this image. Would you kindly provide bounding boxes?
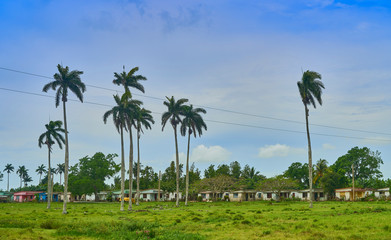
[43,64,85,214]
[16,166,27,189]
[313,159,328,185]
[38,120,65,209]
[297,70,325,208]
[23,174,33,187]
[162,96,188,207]
[112,66,146,211]
[3,164,14,192]
[36,164,47,185]
[180,105,207,206]
[134,107,154,206]
[103,93,130,211]
[56,163,65,185]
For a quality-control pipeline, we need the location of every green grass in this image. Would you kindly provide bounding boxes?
[1,201,391,239]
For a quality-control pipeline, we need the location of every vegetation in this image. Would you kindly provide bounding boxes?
[3,164,14,192]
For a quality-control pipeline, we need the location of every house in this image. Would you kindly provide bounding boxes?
[58,192,73,202]
[139,189,162,201]
[38,192,59,202]
[0,192,12,202]
[374,188,390,199]
[335,188,369,201]
[13,191,43,202]
[299,189,327,201]
[164,191,183,201]
[229,190,257,202]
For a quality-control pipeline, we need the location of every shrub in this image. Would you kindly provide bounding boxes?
[197,196,203,202]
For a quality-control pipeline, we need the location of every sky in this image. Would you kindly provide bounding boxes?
[1,0,391,191]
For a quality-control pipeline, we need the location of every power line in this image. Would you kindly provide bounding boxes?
[1,86,390,143]
[1,66,390,136]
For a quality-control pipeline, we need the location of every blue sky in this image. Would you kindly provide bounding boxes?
[1,0,391,190]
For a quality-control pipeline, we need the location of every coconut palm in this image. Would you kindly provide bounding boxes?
[134,107,154,206]
[36,164,47,185]
[3,164,14,192]
[42,64,85,214]
[56,163,65,185]
[16,165,27,189]
[297,70,325,208]
[162,96,188,207]
[112,66,146,211]
[180,104,207,206]
[313,159,328,185]
[38,120,65,209]
[23,174,33,187]
[103,93,130,211]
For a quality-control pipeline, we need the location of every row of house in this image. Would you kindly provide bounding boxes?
[2,187,389,203]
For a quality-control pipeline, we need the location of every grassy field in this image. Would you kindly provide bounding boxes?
[1,200,391,240]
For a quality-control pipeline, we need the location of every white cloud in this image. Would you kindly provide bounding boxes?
[322,143,336,150]
[258,144,306,158]
[189,145,231,163]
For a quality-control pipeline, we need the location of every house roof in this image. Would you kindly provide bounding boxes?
[13,191,44,196]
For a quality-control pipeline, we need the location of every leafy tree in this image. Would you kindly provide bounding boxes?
[230,161,241,179]
[4,164,14,192]
[68,152,120,201]
[161,96,188,207]
[36,164,47,185]
[56,163,65,185]
[195,175,236,200]
[23,174,33,187]
[259,175,298,201]
[284,162,309,189]
[332,147,383,187]
[320,171,347,198]
[139,166,159,190]
[16,165,28,189]
[204,164,216,178]
[43,64,86,214]
[240,165,266,189]
[313,159,328,186]
[216,164,230,176]
[38,120,65,209]
[161,161,183,194]
[297,70,325,208]
[180,104,207,206]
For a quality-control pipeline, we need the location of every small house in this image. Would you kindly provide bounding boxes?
[335,188,367,201]
[13,191,43,202]
[375,188,390,199]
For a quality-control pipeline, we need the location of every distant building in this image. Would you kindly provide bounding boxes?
[13,191,43,202]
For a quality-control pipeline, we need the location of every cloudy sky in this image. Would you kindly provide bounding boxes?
[1,0,390,190]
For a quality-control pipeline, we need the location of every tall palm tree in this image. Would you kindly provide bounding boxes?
[36,164,47,185]
[3,164,14,192]
[43,64,85,214]
[112,66,146,211]
[162,96,188,207]
[56,163,65,185]
[297,70,325,208]
[103,93,130,211]
[23,174,33,187]
[313,159,328,185]
[180,105,207,206]
[16,166,27,189]
[134,107,154,206]
[38,120,65,209]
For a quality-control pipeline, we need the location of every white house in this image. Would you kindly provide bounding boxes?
[374,188,390,199]
[139,189,163,201]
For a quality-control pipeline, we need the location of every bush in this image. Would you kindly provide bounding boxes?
[197,196,203,202]
[223,195,230,202]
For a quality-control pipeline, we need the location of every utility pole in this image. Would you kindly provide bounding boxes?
[352,164,355,201]
[158,170,161,201]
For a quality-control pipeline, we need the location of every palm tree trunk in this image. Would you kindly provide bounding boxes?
[120,125,125,211]
[136,128,140,206]
[304,105,313,208]
[60,173,62,185]
[185,132,191,206]
[47,146,52,209]
[7,172,9,192]
[62,100,69,214]
[128,127,134,211]
[174,125,180,207]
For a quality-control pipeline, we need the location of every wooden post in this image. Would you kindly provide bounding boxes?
[352,164,355,201]
[158,170,161,201]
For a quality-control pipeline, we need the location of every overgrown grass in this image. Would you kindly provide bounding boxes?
[1,201,391,239]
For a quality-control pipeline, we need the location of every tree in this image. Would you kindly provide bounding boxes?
[43,64,86,214]
[112,66,146,211]
[56,163,65,185]
[16,166,27,189]
[320,171,347,199]
[313,159,328,186]
[139,166,159,190]
[161,161,183,194]
[103,93,129,211]
[38,120,65,209]
[332,147,383,187]
[259,175,298,201]
[134,107,154,206]
[216,164,230,176]
[230,161,241,179]
[204,164,216,178]
[4,164,14,192]
[241,165,266,189]
[180,104,207,206]
[297,70,325,208]
[68,152,120,201]
[23,174,33,187]
[161,96,188,207]
[36,164,47,185]
[284,162,310,189]
[195,175,236,200]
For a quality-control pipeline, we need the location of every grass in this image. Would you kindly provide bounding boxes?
[1,201,391,239]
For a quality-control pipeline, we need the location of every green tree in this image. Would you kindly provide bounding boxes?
[23,174,33,187]
[241,165,266,189]
[43,64,86,214]
[195,175,236,200]
[320,170,347,199]
[259,175,298,201]
[103,93,130,211]
[38,120,65,209]
[4,164,14,192]
[56,163,65,185]
[297,70,325,208]
[161,161,183,194]
[139,166,159,190]
[284,162,310,189]
[230,161,241,179]
[36,164,47,185]
[180,104,207,206]
[313,159,328,186]
[204,164,216,179]
[332,146,383,187]
[16,165,27,189]
[68,152,120,201]
[216,164,230,176]
[161,96,188,207]
[134,107,154,206]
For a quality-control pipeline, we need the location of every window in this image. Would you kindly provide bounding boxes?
[143,194,147,198]
[302,192,308,198]
[201,194,206,198]
[267,193,272,199]
[233,193,238,198]
[258,193,262,198]
[320,192,324,198]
